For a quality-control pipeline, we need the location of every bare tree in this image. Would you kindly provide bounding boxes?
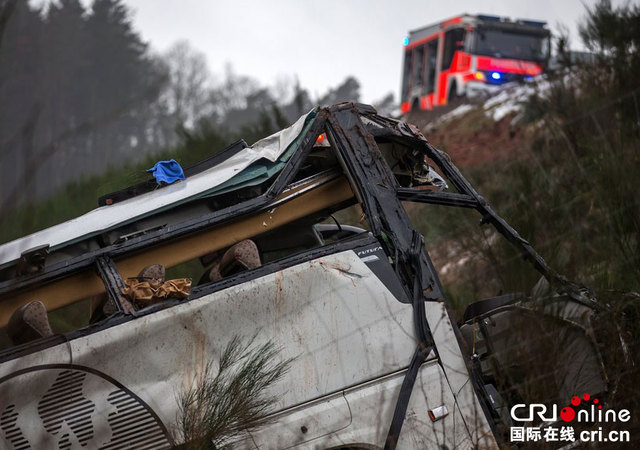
[161,40,215,128]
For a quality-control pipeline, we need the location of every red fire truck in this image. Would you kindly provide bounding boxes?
[400,14,551,113]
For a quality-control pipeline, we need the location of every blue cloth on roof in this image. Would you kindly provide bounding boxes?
[147,159,185,184]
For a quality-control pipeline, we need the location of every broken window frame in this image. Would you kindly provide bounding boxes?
[362,110,596,305]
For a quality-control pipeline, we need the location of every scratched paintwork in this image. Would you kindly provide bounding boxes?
[66,251,418,445]
[0,252,497,449]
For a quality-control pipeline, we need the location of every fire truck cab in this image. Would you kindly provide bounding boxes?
[401,13,551,113]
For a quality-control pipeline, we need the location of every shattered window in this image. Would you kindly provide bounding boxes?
[0,269,112,351]
[408,203,539,316]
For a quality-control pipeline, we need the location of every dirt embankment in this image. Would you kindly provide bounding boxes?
[404,97,528,168]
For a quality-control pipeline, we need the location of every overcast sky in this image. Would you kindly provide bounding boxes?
[51,0,628,103]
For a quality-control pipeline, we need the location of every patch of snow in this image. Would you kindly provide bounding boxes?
[482,78,551,122]
[490,101,522,121]
[441,103,475,121]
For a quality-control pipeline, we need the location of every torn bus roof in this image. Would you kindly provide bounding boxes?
[0,109,317,269]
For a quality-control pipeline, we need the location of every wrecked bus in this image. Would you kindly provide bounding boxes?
[0,104,606,449]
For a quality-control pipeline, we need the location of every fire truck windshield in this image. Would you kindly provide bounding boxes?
[474,27,549,62]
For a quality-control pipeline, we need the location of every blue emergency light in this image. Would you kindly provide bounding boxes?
[491,72,502,80]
